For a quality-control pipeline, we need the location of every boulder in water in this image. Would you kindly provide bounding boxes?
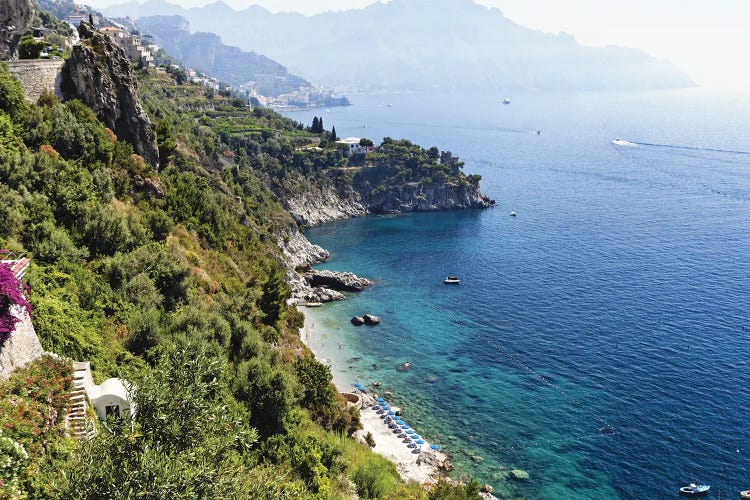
[363,314,381,325]
[351,316,365,326]
[509,469,530,481]
[397,361,412,372]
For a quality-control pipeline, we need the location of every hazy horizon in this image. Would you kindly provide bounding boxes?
[84,0,750,90]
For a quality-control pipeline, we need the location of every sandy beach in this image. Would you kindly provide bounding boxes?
[300,310,449,484]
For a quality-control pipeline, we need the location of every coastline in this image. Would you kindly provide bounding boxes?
[299,307,450,485]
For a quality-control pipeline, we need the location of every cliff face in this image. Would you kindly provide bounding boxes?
[283,176,493,227]
[361,181,494,214]
[284,181,366,227]
[0,0,34,61]
[63,22,159,167]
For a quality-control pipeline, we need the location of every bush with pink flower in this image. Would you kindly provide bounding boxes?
[0,263,31,345]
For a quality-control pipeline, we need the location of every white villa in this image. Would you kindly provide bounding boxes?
[336,137,366,156]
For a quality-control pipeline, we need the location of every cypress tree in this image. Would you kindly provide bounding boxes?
[311,117,319,133]
[331,126,337,141]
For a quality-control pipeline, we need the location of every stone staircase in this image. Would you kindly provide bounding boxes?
[66,362,96,440]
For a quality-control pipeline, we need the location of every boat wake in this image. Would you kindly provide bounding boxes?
[615,138,750,155]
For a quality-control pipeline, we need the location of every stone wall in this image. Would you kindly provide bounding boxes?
[6,59,65,103]
[0,309,44,380]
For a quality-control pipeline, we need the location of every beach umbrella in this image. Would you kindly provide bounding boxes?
[400,424,410,429]
[412,435,421,440]
[406,429,415,434]
[382,405,391,411]
[415,439,425,445]
[431,444,441,450]
[376,397,385,403]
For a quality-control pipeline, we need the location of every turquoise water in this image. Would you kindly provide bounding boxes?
[287,89,750,498]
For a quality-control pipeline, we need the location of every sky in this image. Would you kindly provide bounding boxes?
[83,0,750,89]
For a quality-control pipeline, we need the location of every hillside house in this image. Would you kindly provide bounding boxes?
[99,26,153,67]
[336,137,366,156]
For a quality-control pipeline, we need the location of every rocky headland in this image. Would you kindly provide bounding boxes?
[62,21,160,167]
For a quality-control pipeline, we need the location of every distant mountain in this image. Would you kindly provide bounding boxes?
[136,15,307,96]
[103,0,693,92]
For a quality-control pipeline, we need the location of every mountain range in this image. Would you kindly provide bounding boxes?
[103,0,693,92]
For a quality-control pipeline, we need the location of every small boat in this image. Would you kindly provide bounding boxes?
[740,490,750,500]
[444,276,460,284]
[679,484,710,496]
[502,98,511,104]
[510,211,517,217]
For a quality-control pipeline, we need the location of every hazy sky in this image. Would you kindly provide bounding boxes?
[84,0,749,89]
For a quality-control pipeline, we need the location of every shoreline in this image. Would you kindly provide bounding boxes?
[300,307,450,485]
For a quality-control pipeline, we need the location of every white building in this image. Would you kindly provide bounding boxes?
[75,361,134,420]
[336,137,366,156]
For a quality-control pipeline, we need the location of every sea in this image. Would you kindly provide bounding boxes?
[282,88,750,499]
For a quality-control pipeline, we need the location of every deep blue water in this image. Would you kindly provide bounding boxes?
[284,89,750,498]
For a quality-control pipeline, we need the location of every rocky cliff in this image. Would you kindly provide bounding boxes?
[0,0,34,61]
[283,174,493,227]
[62,21,159,167]
[284,181,366,227]
[361,180,494,214]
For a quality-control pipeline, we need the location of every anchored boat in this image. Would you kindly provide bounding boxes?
[444,276,460,284]
[678,484,710,496]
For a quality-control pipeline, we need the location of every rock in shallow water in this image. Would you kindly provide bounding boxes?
[363,314,381,325]
[509,469,530,481]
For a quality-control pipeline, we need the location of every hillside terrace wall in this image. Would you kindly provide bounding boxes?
[0,309,44,380]
[6,59,65,103]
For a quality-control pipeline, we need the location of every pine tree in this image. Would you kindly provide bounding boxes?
[331,126,337,142]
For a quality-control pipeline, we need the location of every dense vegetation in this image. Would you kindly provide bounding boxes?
[0,60,480,498]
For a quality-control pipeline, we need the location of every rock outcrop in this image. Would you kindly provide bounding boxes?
[284,181,366,227]
[362,181,494,214]
[283,175,493,229]
[62,21,159,167]
[304,270,371,292]
[0,0,34,61]
[278,227,335,302]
